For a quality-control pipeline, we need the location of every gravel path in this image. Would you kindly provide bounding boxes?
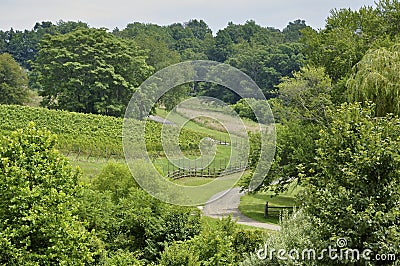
[202,187,281,231]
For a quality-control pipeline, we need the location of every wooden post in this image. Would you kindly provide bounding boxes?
[264,201,269,218]
[76,147,81,160]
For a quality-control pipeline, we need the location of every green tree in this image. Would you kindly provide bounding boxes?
[302,6,382,82]
[277,66,333,124]
[302,103,400,264]
[185,19,212,40]
[376,0,400,36]
[32,28,153,116]
[347,43,400,116]
[227,42,304,98]
[133,34,181,70]
[92,162,138,202]
[0,123,100,264]
[115,22,181,70]
[79,186,201,263]
[159,218,265,265]
[252,66,332,192]
[0,53,28,104]
[282,19,310,42]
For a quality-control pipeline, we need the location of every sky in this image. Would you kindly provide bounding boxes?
[1,0,377,33]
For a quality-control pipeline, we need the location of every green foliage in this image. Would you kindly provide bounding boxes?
[32,28,153,116]
[282,19,310,42]
[0,104,206,158]
[302,0,400,87]
[79,186,202,263]
[266,122,319,193]
[302,103,400,263]
[114,22,181,71]
[376,0,400,36]
[233,98,256,121]
[302,6,381,82]
[252,66,330,192]
[0,123,100,264]
[159,84,190,111]
[226,42,304,97]
[159,218,265,266]
[92,162,138,202]
[232,98,273,123]
[158,242,201,266]
[248,131,261,170]
[0,53,28,105]
[347,43,400,116]
[240,210,317,266]
[101,250,144,266]
[277,66,333,124]
[0,104,127,157]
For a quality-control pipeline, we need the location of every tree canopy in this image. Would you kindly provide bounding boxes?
[0,53,28,105]
[32,28,153,116]
[347,43,400,116]
[0,123,99,264]
[302,103,400,262]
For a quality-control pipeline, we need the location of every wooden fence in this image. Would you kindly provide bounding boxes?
[264,202,295,218]
[167,163,248,179]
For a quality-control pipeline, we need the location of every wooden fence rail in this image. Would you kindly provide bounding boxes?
[264,201,296,218]
[167,164,248,179]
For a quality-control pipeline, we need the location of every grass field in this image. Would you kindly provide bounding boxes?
[239,183,302,224]
[156,108,231,141]
[173,176,214,186]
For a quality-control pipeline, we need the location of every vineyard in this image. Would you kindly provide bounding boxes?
[0,104,207,158]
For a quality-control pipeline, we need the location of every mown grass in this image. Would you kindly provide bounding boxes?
[153,144,237,176]
[173,177,214,186]
[70,160,108,183]
[156,108,232,141]
[239,183,302,224]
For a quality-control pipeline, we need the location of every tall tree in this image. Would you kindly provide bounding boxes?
[282,19,310,42]
[0,53,28,105]
[32,28,153,116]
[250,67,332,192]
[302,6,382,82]
[115,22,180,70]
[277,66,332,123]
[347,43,400,116]
[302,103,400,264]
[227,42,304,98]
[185,19,212,40]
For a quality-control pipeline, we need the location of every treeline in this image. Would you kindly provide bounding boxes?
[0,19,307,115]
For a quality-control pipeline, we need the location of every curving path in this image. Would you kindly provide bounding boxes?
[202,187,281,231]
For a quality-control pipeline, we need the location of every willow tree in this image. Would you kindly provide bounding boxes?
[347,43,400,116]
